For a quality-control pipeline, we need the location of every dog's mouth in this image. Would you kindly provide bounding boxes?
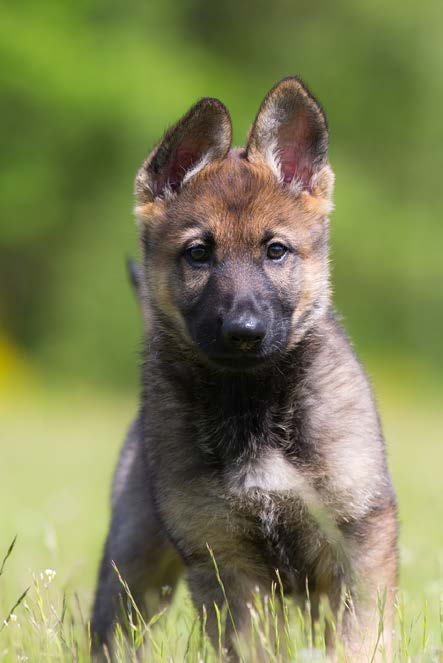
[191,322,290,371]
[206,351,271,371]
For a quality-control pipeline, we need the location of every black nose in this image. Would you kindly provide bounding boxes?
[222,315,266,352]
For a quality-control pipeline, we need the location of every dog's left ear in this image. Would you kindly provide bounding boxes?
[246,77,330,196]
[136,97,232,205]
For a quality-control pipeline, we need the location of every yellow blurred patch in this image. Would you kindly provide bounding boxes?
[0,333,36,402]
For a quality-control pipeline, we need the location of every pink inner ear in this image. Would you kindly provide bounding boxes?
[153,141,203,196]
[168,148,198,191]
[278,109,316,190]
[280,149,313,189]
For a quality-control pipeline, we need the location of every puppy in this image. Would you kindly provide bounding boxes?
[92,77,397,661]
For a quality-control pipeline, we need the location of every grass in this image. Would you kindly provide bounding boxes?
[0,372,442,661]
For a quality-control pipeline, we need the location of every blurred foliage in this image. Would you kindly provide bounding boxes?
[0,0,442,386]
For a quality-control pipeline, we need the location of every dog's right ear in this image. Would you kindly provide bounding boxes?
[246,77,330,198]
[135,98,232,208]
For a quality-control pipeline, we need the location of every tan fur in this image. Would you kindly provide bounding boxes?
[137,158,333,351]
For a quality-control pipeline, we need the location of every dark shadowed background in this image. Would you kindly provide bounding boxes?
[1,0,442,651]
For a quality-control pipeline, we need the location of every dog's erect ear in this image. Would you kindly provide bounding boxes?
[135,98,232,203]
[246,77,329,194]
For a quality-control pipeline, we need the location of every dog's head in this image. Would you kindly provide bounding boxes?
[135,77,334,370]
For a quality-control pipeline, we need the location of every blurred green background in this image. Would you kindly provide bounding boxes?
[1,0,442,388]
[0,0,442,652]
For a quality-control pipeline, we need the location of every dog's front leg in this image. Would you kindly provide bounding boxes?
[187,563,269,661]
[320,504,397,662]
[91,419,182,654]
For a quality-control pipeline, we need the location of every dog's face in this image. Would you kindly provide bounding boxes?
[135,78,334,370]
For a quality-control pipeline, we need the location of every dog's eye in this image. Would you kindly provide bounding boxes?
[266,243,288,261]
[186,244,210,264]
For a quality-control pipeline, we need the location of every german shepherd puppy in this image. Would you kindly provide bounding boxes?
[92,77,397,661]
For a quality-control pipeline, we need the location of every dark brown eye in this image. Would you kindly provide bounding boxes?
[186,244,210,264]
[266,243,288,261]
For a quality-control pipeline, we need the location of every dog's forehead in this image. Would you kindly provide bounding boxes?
[176,159,300,241]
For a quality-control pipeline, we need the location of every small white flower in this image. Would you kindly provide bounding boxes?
[40,569,56,583]
[8,614,17,623]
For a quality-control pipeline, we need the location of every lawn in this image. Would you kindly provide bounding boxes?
[1,373,442,661]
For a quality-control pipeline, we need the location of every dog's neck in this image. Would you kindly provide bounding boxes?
[142,320,323,463]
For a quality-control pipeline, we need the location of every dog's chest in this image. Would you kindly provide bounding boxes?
[224,449,317,540]
[220,450,324,585]
[226,448,307,495]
